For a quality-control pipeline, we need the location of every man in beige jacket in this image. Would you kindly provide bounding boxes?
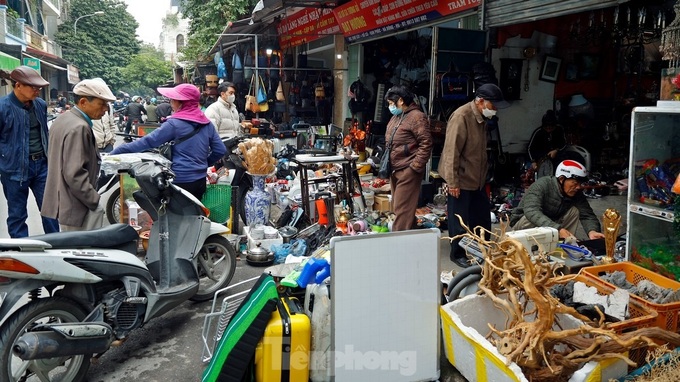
[42,78,116,231]
[438,83,509,268]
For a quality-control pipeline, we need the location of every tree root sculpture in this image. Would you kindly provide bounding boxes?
[445,216,679,381]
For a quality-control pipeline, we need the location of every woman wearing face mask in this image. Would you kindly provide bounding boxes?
[382,85,433,231]
[205,81,242,139]
[437,83,510,268]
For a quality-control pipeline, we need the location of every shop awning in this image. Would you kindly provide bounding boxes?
[485,0,630,28]
[209,17,276,55]
[23,52,67,71]
[24,46,69,71]
[0,51,20,71]
[210,0,339,55]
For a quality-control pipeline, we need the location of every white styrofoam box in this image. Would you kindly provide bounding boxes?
[244,225,282,251]
[440,294,628,382]
[504,227,559,255]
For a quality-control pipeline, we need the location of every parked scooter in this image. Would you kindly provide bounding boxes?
[0,153,237,382]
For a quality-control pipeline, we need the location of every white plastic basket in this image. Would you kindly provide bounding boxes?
[201,276,260,363]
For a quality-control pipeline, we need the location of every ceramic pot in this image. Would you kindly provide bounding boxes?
[244,175,271,226]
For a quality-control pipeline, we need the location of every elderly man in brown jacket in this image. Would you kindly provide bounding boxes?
[42,78,117,231]
[438,84,509,268]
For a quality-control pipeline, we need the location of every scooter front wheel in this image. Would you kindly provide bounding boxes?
[191,235,238,302]
[105,185,122,225]
[0,297,90,382]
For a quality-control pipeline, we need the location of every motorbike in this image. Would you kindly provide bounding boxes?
[0,153,237,382]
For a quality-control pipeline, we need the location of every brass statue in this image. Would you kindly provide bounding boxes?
[601,208,622,264]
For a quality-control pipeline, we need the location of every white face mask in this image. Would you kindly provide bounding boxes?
[482,106,497,118]
[226,94,236,104]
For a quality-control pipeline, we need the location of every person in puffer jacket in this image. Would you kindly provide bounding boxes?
[510,160,605,242]
[383,85,432,231]
[205,82,242,139]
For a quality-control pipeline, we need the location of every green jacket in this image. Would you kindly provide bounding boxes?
[509,176,601,234]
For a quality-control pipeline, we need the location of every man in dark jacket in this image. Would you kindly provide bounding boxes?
[0,66,60,237]
[510,160,605,242]
[528,109,567,179]
[155,99,172,122]
[124,95,146,135]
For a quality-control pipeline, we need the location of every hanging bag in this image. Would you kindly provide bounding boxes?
[378,116,403,179]
[232,50,244,84]
[257,73,268,104]
[276,80,285,102]
[257,75,269,112]
[314,73,325,99]
[245,74,260,113]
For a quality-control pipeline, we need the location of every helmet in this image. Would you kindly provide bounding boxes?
[132,96,141,102]
[555,160,588,181]
[150,97,157,104]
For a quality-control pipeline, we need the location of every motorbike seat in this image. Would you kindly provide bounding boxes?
[30,224,140,249]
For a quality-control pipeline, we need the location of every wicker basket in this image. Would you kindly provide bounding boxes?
[201,184,232,225]
[580,262,680,333]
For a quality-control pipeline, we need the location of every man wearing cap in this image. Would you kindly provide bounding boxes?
[42,78,117,231]
[0,66,60,237]
[438,83,510,268]
[510,160,605,242]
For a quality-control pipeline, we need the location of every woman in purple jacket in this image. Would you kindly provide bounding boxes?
[111,84,226,200]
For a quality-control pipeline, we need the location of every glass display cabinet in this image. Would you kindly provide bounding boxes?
[626,102,680,279]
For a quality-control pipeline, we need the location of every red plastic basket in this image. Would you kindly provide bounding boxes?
[580,262,680,333]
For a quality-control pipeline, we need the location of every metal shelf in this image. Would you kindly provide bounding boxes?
[628,201,675,223]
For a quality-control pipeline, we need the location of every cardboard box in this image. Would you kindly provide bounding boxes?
[373,194,392,212]
[441,294,628,382]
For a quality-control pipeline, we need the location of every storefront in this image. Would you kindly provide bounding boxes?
[487,0,671,181]
[23,46,70,104]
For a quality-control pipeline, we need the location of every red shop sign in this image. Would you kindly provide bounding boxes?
[333,0,481,42]
[277,8,341,50]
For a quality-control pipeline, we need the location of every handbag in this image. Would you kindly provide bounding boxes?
[156,122,205,161]
[245,74,260,113]
[257,75,269,112]
[256,74,267,104]
[314,73,325,99]
[378,117,403,179]
[276,80,285,101]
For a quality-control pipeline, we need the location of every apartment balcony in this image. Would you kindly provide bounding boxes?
[5,13,23,39]
[41,0,61,17]
[26,25,62,57]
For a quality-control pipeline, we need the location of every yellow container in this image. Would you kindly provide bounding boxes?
[255,297,310,382]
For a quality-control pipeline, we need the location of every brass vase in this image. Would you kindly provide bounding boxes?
[602,208,622,264]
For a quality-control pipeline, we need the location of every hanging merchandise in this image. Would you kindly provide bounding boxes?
[217,57,227,79]
[245,74,260,113]
[257,74,269,112]
[298,45,308,68]
[232,52,244,84]
[244,48,254,79]
[315,73,326,99]
[276,80,285,101]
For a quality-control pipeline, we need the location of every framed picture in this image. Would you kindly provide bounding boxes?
[539,56,562,83]
[578,54,600,80]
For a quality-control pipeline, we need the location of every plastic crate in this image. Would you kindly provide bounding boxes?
[571,274,658,334]
[201,184,232,225]
[572,274,658,370]
[580,262,680,333]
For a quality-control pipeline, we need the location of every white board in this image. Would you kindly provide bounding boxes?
[330,229,440,382]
